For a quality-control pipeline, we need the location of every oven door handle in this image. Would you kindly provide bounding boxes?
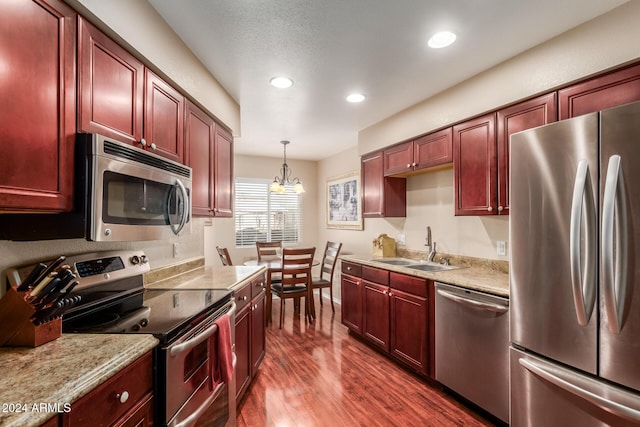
[171,381,226,427]
[170,301,236,357]
[169,178,189,236]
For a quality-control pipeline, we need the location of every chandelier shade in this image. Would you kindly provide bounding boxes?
[271,140,305,194]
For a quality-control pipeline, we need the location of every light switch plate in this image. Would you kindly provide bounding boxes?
[397,234,406,245]
[497,241,507,256]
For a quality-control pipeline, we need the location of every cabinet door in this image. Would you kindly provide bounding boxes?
[185,100,215,216]
[453,113,497,216]
[496,93,557,216]
[341,274,363,334]
[144,69,184,162]
[213,126,234,217]
[0,0,76,211]
[559,63,640,120]
[40,415,59,427]
[414,127,453,171]
[362,151,406,217]
[362,281,390,352]
[78,17,144,146]
[251,290,266,374]
[390,289,428,375]
[383,141,413,176]
[113,393,154,427]
[234,304,251,401]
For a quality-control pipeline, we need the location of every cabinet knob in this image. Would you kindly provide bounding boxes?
[389,292,393,297]
[347,266,351,271]
[116,391,129,404]
[139,138,147,147]
[150,142,157,150]
[487,206,493,212]
[406,163,411,168]
[498,206,504,212]
[240,296,248,301]
[412,162,417,167]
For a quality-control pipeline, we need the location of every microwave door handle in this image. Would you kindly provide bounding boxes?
[169,179,189,235]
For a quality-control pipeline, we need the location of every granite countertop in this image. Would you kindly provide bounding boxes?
[145,265,266,291]
[341,255,509,297]
[0,334,158,427]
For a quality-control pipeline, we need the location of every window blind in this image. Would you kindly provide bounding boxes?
[234,178,302,247]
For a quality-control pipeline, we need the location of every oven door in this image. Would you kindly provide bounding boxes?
[90,137,192,242]
[162,301,236,427]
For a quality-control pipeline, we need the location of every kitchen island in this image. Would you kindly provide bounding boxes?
[0,334,158,427]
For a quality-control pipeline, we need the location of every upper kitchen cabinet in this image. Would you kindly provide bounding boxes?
[185,101,234,217]
[78,17,144,146]
[144,69,185,163]
[0,0,76,212]
[559,63,640,120]
[453,113,497,216]
[384,128,453,177]
[362,151,406,218]
[213,126,234,217]
[496,93,557,215]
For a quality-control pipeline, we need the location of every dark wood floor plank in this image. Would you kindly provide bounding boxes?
[238,295,494,426]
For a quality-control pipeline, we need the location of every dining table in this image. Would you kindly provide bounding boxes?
[243,258,320,324]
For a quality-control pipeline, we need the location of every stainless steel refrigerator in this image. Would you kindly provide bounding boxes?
[510,100,640,426]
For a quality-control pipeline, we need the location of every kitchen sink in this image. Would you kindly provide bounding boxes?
[405,263,462,272]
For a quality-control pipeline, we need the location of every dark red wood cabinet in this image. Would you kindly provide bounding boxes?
[559,63,640,120]
[362,151,406,217]
[144,69,185,162]
[78,17,144,147]
[362,280,391,352]
[213,126,234,217]
[235,274,266,403]
[384,128,453,176]
[341,261,363,334]
[496,93,557,215]
[453,113,497,216]
[0,0,76,212]
[61,352,153,427]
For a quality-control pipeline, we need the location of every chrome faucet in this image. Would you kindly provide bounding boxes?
[425,226,436,261]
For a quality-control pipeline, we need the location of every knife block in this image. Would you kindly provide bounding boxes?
[0,286,62,347]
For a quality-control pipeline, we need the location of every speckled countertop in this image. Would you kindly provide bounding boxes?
[145,264,266,291]
[0,334,158,427]
[341,255,509,297]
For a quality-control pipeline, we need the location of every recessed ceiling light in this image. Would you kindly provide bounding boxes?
[269,76,293,88]
[428,31,456,49]
[346,93,366,103]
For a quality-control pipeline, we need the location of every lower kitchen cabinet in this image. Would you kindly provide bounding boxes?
[61,351,153,427]
[235,274,266,403]
[342,262,432,377]
[40,416,59,427]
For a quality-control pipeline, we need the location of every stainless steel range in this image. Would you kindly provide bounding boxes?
[7,250,236,427]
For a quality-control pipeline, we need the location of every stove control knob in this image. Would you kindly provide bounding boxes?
[140,255,149,264]
[130,255,141,265]
[140,318,149,327]
[131,324,140,331]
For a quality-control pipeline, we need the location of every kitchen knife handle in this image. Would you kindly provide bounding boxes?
[569,159,596,327]
[29,256,66,295]
[17,263,47,292]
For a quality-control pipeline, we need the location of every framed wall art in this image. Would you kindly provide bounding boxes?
[326,171,363,230]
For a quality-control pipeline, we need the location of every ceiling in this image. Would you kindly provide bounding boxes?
[148,0,627,161]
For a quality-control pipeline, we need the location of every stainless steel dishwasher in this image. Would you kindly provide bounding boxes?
[435,282,509,423]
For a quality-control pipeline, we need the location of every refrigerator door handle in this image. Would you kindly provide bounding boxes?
[519,357,640,423]
[602,155,629,334]
[569,159,597,326]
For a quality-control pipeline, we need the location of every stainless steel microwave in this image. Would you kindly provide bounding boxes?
[85,133,191,241]
[0,133,191,242]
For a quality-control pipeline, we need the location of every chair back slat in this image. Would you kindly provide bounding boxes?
[319,241,342,280]
[281,247,315,288]
[256,241,282,261]
[216,246,232,266]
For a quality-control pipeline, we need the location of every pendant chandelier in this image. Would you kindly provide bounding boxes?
[270,140,305,194]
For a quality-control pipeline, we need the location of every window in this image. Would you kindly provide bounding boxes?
[234,178,302,247]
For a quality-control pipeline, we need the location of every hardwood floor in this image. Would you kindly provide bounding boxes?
[237,295,496,426]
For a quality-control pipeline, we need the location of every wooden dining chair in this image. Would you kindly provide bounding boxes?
[270,247,316,328]
[256,241,282,261]
[312,241,342,312]
[216,246,232,266]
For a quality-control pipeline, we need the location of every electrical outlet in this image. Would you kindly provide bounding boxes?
[497,241,507,256]
[173,242,180,258]
[397,234,406,245]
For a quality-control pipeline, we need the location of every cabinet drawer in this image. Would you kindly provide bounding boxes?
[341,261,362,277]
[251,274,266,299]
[390,272,427,297]
[362,266,389,285]
[235,283,252,312]
[66,352,153,427]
